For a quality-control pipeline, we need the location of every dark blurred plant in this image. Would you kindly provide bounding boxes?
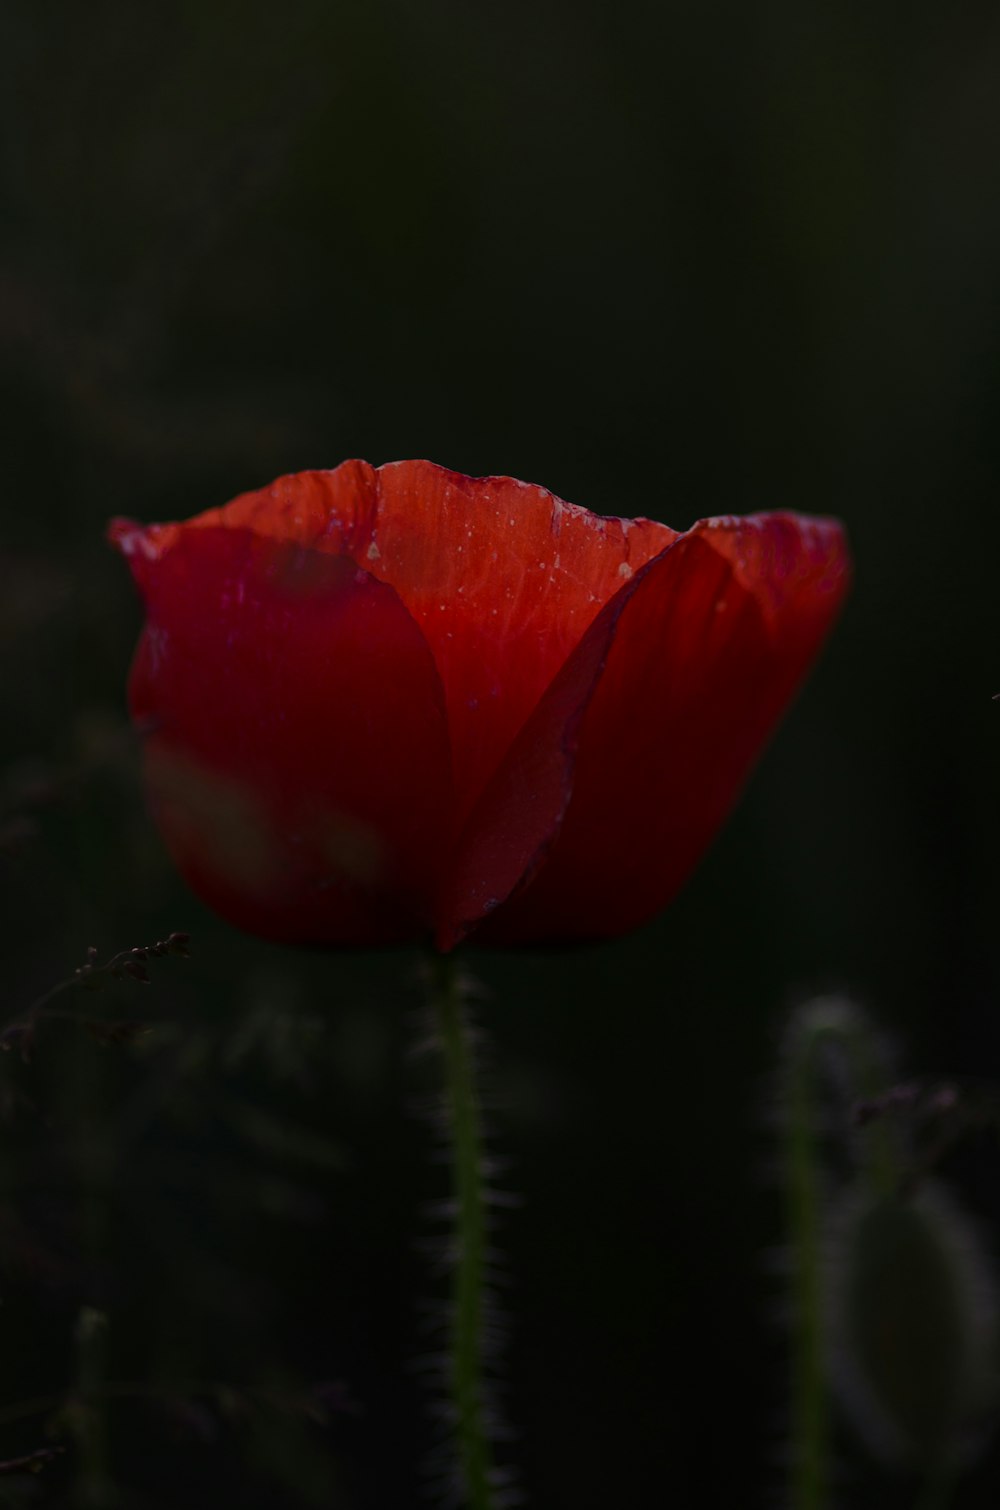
[0,934,190,1065]
[0,934,366,1507]
[779,999,1000,1510]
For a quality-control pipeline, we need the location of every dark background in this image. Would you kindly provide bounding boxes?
[2,1,1000,1505]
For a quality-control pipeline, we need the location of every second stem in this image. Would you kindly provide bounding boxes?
[430,952,496,1510]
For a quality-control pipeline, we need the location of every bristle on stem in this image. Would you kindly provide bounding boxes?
[425,951,501,1510]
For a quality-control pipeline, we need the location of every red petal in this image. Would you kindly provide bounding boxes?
[369,463,675,823]
[434,596,624,948]
[119,525,453,946]
[447,513,849,947]
[108,460,382,582]
[114,462,677,826]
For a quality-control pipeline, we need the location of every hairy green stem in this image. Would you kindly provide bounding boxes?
[428,952,495,1510]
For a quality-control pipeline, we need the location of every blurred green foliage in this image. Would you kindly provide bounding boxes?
[2,0,1000,1504]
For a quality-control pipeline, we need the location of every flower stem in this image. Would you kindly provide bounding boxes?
[786,1035,829,1510]
[73,1307,113,1508]
[428,952,495,1510]
[784,1000,902,1510]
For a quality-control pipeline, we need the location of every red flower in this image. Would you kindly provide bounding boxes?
[109,461,849,950]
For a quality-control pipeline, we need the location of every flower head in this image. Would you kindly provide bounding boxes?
[110,460,849,949]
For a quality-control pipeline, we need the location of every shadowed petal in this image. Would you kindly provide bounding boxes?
[115,524,453,946]
[433,592,625,948]
[445,513,849,947]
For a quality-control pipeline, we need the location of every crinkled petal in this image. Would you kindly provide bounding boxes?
[113,462,677,826]
[114,523,453,946]
[448,513,849,947]
[368,463,675,822]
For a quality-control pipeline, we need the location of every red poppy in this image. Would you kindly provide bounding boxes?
[109,460,849,950]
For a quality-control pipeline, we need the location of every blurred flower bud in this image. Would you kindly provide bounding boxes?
[826,1179,998,1473]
